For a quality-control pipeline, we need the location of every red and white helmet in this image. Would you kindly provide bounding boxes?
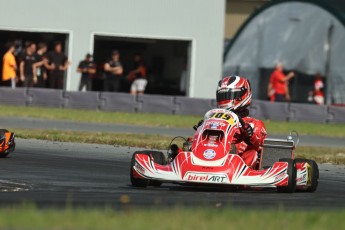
[216,76,252,112]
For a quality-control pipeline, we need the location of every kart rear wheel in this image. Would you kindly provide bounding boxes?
[0,144,15,158]
[277,158,296,193]
[0,129,12,158]
[130,151,166,187]
[0,152,9,158]
[294,158,319,192]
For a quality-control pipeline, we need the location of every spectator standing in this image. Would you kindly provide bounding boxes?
[179,63,187,95]
[19,42,37,87]
[104,50,123,92]
[308,73,324,105]
[33,42,48,88]
[268,62,295,102]
[46,42,70,89]
[2,42,17,88]
[128,54,147,95]
[77,53,96,91]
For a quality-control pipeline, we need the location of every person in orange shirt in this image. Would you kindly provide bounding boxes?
[267,62,295,102]
[2,42,17,88]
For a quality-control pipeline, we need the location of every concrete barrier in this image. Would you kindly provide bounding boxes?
[289,103,329,123]
[250,100,290,121]
[63,91,101,110]
[0,87,344,123]
[328,106,345,123]
[0,87,27,106]
[174,96,213,115]
[100,92,137,112]
[27,88,64,108]
[137,94,175,114]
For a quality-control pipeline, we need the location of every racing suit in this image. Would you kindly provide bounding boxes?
[193,109,267,169]
[234,116,267,169]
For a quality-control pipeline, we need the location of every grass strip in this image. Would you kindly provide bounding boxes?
[1,105,345,137]
[0,105,199,128]
[263,119,345,138]
[0,205,344,230]
[13,128,345,164]
[14,129,173,150]
[296,146,345,165]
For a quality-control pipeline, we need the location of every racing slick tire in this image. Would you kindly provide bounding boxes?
[0,151,9,158]
[0,129,10,158]
[1,143,15,158]
[294,158,319,192]
[277,158,296,193]
[130,151,166,187]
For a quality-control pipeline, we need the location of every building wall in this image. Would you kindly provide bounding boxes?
[225,0,268,39]
[0,0,225,99]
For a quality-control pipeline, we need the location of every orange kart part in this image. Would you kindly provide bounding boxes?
[0,129,15,157]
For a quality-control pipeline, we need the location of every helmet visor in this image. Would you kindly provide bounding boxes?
[216,88,246,102]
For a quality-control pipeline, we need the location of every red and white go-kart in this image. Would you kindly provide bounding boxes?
[130,109,318,193]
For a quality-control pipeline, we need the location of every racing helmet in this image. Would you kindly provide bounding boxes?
[216,76,252,112]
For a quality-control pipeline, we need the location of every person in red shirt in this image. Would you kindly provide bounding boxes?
[268,62,295,102]
[308,73,324,105]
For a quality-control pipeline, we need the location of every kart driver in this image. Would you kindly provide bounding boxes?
[194,76,267,169]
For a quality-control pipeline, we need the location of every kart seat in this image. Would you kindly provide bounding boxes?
[202,130,224,143]
[260,138,294,169]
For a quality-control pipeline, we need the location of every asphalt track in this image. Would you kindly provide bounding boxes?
[0,139,344,209]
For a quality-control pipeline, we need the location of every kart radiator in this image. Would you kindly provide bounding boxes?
[261,138,294,169]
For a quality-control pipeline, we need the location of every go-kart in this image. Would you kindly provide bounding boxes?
[130,109,318,193]
[0,129,16,157]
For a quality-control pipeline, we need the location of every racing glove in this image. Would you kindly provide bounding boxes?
[241,123,254,144]
[193,119,204,131]
[234,123,253,143]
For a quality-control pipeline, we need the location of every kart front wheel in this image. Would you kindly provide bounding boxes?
[277,158,296,193]
[130,152,150,187]
[130,151,166,187]
[294,158,319,192]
